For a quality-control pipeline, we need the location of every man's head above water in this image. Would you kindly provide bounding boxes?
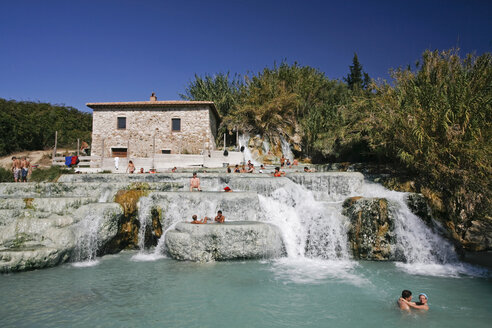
[401,290,412,300]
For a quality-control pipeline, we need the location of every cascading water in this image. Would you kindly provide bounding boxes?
[360,182,484,276]
[72,210,102,266]
[280,136,294,161]
[136,196,153,251]
[262,138,270,154]
[238,134,260,166]
[258,182,350,260]
[98,188,112,203]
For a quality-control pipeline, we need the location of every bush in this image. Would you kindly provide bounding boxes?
[29,166,74,182]
[0,167,12,182]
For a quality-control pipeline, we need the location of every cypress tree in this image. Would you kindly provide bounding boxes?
[345,53,370,91]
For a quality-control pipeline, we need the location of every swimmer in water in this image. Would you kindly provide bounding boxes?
[398,291,429,311]
[397,290,413,310]
[190,215,209,224]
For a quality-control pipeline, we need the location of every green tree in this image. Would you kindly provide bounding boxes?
[344,53,371,91]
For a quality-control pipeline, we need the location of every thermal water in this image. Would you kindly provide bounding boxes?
[72,210,102,266]
[238,134,261,166]
[280,135,294,161]
[359,182,486,277]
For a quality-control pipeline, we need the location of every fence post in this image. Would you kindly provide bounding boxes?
[52,131,58,165]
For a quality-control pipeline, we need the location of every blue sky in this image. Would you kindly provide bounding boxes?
[1,0,491,113]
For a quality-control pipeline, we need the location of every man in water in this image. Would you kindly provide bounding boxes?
[191,214,209,224]
[190,172,201,191]
[214,210,225,223]
[397,290,413,310]
[400,292,429,311]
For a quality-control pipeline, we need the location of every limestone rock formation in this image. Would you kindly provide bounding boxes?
[343,197,396,260]
[165,221,285,262]
[405,193,434,227]
[0,202,123,272]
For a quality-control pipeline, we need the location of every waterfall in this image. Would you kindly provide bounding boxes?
[262,139,270,154]
[258,182,350,260]
[238,134,260,166]
[360,182,484,276]
[72,210,102,266]
[280,136,294,161]
[98,188,112,203]
[136,196,153,251]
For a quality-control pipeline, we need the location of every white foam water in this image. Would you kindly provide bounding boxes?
[259,182,350,260]
[280,135,294,161]
[239,134,261,166]
[72,209,103,265]
[360,182,487,277]
[130,196,160,261]
[136,196,153,251]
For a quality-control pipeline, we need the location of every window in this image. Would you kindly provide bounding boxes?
[161,150,171,154]
[172,118,181,132]
[111,148,127,157]
[117,117,126,129]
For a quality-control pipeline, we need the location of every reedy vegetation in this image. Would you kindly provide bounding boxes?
[182,50,492,245]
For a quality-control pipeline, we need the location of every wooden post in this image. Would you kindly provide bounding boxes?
[77,139,80,157]
[52,131,58,164]
[101,138,105,169]
[236,128,239,151]
[224,133,226,150]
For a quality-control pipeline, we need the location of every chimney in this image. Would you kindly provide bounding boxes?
[150,92,157,102]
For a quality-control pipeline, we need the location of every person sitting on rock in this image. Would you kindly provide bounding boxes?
[191,214,209,224]
[190,172,201,191]
[234,164,240,173]
[273,167,286,177]
[214,210,225,223]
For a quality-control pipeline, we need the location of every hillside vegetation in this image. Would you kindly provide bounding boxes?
[182,49,492,250]
[0,98,92,156]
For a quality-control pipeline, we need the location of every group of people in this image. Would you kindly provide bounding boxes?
[397,290,429,311]
[280,155,298,168]
[191,210,225,224]
[11,156,31,182]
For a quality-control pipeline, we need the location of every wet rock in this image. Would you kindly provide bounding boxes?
[462,219,492,252]
[342,197,396,261]
[0,203,123,272]
[405,193,433,227]
[165,221,285,262]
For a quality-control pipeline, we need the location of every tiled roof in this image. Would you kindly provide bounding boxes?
[86,100,220,120]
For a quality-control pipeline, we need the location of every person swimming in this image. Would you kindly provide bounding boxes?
[398,291,429,311]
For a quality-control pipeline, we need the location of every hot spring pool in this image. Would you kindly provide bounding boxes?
[1,251,490,328]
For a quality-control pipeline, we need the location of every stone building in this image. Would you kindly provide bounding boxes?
[87,94,219,158]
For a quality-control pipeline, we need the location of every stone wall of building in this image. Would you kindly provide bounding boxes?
[91,106,217,158]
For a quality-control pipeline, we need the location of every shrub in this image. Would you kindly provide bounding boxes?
[29,166,74,182]
[0,167,12,182]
